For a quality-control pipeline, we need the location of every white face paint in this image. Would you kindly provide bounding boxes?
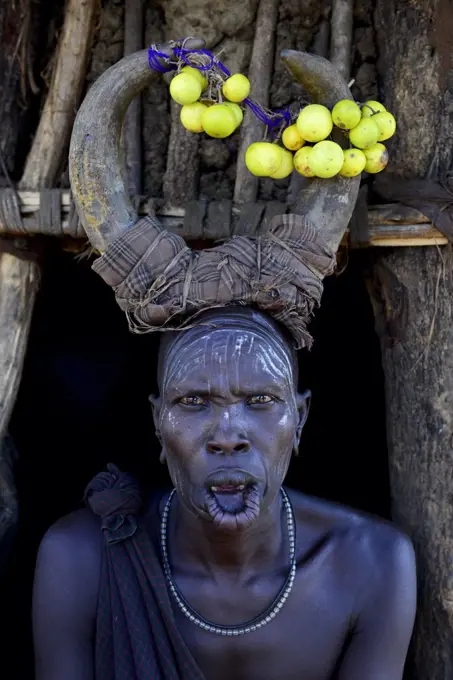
[156,318,304,529]
[162,328,296,405]
[167,411,177,428]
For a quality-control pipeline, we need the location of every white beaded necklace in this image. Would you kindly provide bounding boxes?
[160,488,297,636]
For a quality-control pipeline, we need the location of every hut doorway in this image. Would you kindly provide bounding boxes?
[3,245,390,677]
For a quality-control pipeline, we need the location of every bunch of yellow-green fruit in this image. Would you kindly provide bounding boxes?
[245,99,396,180]
[169,65,250,139]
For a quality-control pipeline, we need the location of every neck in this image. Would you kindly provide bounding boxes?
[165,490,286,581]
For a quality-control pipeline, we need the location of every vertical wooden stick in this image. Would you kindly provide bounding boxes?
[287,9,331,207]
[233,0,279,206]
[19,0,98,188]
[123,0,143,196]
[0,251,39,438]
[370,2,453,677]
[329,0,353,81]
[0,0,98,443]
[163,102,200,206]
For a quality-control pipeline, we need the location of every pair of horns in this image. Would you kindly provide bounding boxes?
[69,43,359,254]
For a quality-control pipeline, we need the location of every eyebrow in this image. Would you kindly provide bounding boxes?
[165,383,289,398]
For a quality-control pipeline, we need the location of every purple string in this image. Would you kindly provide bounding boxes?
[214,59,231,77]
[147,46,177,73]
[173,47,220,72]
[147,43,292,138]
[244,99,291,137]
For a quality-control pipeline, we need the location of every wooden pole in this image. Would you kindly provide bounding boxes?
[19,0,98,188]
[287,7,330,207]
[0,0,98,439]
[233,0,279,205]
[0,0,32,578]
[370,2,453,677]
[162,27,202,205]
[329,0,353,81]
[0,192,448,246]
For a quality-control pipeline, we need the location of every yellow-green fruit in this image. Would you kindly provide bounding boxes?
[180,102,208,133]
[201,104,236,138]
[296,105,333,142]
[349,118,379,149]
[339,148,367,177]
[224,102,243,127]
[169,73,202,105]
[282,124,304,151]
[270,148,294,179]
[222,74,251,103]
[245,142,283,177]
[361,100,386,118]
[308,141,344,178]
[331,100,362,130]
[181,66,207,91]
[363,143,389,173]
[293,146,314,177]
[372,111,396,141]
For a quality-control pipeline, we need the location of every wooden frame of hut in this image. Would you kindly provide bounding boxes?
[1,1,452,678]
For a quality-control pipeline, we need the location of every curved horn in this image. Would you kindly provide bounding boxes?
[69,50,154,253]
[281,50,360,252]
[69,39,204,253]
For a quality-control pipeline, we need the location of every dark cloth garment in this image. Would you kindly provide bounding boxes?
[85,464,205,680]
[92,214,336,349]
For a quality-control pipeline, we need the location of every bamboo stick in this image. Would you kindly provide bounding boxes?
[0,0,98,442]
[233,0,280,205]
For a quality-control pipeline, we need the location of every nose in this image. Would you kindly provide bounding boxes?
[206,409,251,455]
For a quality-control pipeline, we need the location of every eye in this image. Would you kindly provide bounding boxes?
[247,395,275,405]
[179,396,207,407]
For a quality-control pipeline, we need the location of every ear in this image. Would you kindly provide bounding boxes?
[149,394,167,463]
[294,389,311,453]
[149,393,162,442]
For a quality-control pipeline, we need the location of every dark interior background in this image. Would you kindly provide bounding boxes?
[2,244,390,677]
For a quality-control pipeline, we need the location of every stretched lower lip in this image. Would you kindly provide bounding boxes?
[203,483,262,528]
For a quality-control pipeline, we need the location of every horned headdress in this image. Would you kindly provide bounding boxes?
[69,40,360,349]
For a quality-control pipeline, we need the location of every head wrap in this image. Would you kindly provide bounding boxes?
[92,212,336,349]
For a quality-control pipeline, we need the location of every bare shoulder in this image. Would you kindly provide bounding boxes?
[33,509,104,679]
[287,487,415,577]
[34,508,103,620]
[38,507,102,562]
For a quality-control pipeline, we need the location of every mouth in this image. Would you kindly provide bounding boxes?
[208,482,252,513]
[209,483,246,493]
[202,470,262,530]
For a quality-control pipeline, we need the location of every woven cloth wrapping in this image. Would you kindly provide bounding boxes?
[92,213,336,349]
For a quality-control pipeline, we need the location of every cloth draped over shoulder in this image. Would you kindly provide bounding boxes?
[85,464,205,680]
[92,214,336,349]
